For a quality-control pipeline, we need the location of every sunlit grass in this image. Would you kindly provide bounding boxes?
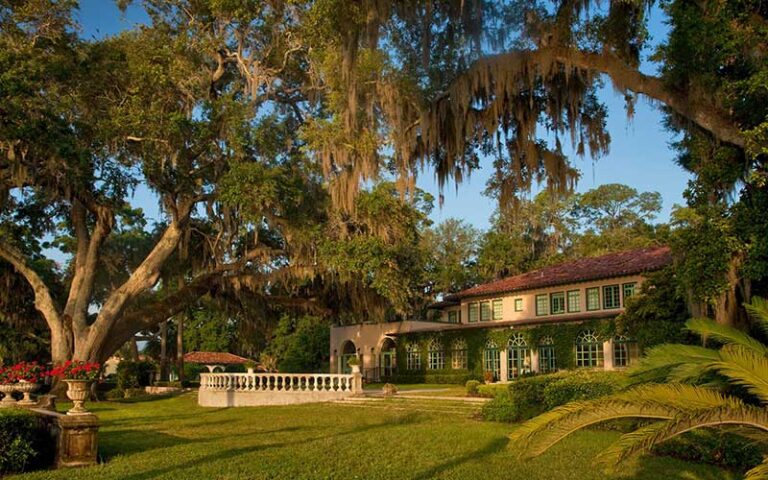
[12,393,738,480]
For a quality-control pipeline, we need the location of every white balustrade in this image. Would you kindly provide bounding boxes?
[198,372,362,407]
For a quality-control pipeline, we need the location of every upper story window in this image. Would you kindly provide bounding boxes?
[514,298,523,312]
[535,294,549,316]
[468,303,479,323]
[567,290,580,313]
[492,299,503,320]
[586,287,600,311]
[603,284,621,309]
[550,292,565,314]
[622,283,637,305]
[447,310,460,324]
[480,301,492,322]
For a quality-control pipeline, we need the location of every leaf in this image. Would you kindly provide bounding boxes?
[686,317,768,356]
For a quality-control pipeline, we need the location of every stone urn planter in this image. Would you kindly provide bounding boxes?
[0,384,17,407]
[350,364,361,374]
[64,379,92,415]
[15,380,39,406]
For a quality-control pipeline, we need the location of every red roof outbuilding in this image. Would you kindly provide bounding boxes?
[183,351,250,365]
[450,245,672,300]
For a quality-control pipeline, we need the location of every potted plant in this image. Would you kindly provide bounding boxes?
[0,366,17,406]
[244,361,258,375]
[13,361,45,405]
[347,356,361,374]
[49,360,100,415]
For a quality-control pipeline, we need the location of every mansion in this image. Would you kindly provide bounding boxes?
[329,246,673,383]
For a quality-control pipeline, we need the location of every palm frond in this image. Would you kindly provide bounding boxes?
[712,345,768,405]
[687,317,768,355]
[598,402,767,467]
[510,384,734,458]
[745,297,768,337]
[745,456,768,480]
[629,344,720,383]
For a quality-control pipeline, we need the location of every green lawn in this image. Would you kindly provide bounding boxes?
[12,393,738,480]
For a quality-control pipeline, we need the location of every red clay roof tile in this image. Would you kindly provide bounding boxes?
[183,351,251,365]
[452,246,672,299]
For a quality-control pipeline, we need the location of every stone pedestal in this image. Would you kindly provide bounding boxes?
[31,408,100,468]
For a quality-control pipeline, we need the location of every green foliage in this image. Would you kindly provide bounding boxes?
[541,371,624,410]
[477,383,508,398]
[263,315,330,373]
[480,390,519,423]
[465,380,480,396]
[652,429,763,473]
[422,218,480,294]
[616,267,690,348]
[0,409,52,474]
[183,306,237,354]
[116,360,155,390]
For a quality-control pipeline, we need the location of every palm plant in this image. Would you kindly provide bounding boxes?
[510,297,768,479]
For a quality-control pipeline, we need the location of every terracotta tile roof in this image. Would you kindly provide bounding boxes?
[183,351,251,365]
[452,246,672,300]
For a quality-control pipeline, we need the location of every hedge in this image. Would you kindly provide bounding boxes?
[0,409,53,474]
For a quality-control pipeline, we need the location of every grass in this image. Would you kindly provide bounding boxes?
[11,393,738,480]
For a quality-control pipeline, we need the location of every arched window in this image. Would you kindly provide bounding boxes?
[451,339,468,370]
[406,343,421,370]
[483,339,500,381]
[538,336,557,374]
[507,334,531,380]
[575,330,603,368]
[427,339,445,370]
[613,335,635,367]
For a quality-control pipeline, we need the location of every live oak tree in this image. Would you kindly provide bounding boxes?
[0,1,428,365]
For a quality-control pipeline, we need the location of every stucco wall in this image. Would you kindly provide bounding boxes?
[439,274,645,325]
[329,320,442,374]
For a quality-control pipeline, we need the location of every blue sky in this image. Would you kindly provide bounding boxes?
[75,0,691,231]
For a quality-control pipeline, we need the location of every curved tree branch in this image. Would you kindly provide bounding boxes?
[435,47,745,149]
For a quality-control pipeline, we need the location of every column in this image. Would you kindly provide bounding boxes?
[530,349,540,374]
[499,348,509,383]
[603,340,614,371]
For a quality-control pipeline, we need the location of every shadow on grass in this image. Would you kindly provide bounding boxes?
[412,436,509,480]
[117,414,426,480]
[627,456,738,480]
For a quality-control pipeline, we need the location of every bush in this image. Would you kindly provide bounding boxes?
[465,380,480,396]
[116,360,155,390]
[123,387,148,398]
[481,390,520,423]
[393,372,479,384]
[652,429,763,472]
[507,371,572,420]
[0,410,53,474]
[105,388,125,400]
[477,384,507,398]
[542,370,623,410]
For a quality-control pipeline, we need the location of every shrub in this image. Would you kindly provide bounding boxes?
[123,387,148,398]
[652,429,763,472]
[477,384,507,398]
[506,371,571,420]
[465,380,480,396]
[105,388,125,400]
[481,390,520,423]
[542,370,623,410]
[393,372,478,384]
[0,410,53,474]
[116,360,155,390]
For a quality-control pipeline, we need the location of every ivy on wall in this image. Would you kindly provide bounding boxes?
[394,319,618,380]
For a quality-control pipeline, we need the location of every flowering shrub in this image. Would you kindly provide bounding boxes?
[11,362,46,383]
[47,361,100,381]
[0,367,16,385]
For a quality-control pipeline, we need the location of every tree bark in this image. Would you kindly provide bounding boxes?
[159,320,169,381]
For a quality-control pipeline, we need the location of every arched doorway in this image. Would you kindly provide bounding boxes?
[380,337,396,379]
[340,340,357,374]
